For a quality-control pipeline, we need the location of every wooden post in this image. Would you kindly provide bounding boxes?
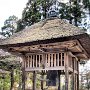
[57,53,59,66]
[54,54,56,67]
[58,70,61,90]
[18,63,22,90]
[10,69,14,90]
[41,53,46,90]
[77,61,79,90]
[65,53,69,90]
[48,54,50,67]
[32,71,36,90]
[21,55,26,90]
[41,71,44,90]
[72,58,75,90]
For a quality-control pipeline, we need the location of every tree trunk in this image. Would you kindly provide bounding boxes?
[74,18,78,26]
[74,0,78,27]
[69,0,72,24]
[44,1,47,19]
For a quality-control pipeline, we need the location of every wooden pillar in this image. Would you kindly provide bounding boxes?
[41,71,44,90]
[18,62,22,90]
[72,59,74,90]
[21,55,26,90]
[32,71,36,90]
[41,54,46,90]
[10,69,14,90]
[77,61,79,90]
[65,53,69,90]
[58,70,61,90]
[72,58,75,90]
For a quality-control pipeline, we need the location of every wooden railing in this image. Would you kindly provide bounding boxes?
[25,53,65,71]
[45,53,64,67]
[25,54,43,68]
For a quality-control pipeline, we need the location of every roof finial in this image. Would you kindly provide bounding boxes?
[47,1,59,18]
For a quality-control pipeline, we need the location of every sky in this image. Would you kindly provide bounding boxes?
[0,0,28,30]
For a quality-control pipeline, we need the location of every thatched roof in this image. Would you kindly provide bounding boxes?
[0,18,90,57]
[0,18,85,45]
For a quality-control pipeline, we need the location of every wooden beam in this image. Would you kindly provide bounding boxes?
[25,66,65,71]
[69,51,88,60]
[76,40,89,59]
[38,48,47,52]
[73,52,85,55]
[7,40,77,52]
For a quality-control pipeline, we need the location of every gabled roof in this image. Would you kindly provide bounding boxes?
[0,18,85,45]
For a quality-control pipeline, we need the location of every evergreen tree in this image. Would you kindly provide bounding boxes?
[83,0,90,13]
[17,0,58,30]
[16,19,25,32]
[0,15,18,37]
[59,0,84,26]
[22,0,41,26]
[17,0,85,31]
